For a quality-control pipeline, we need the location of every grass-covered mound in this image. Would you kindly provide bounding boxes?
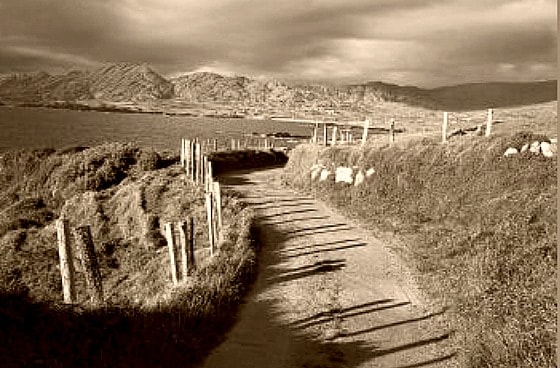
[283,132,556,368]
[0,143,260,367]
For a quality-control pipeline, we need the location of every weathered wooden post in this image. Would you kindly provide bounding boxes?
[187,140,193,178]
[194,142,201,184]
[361,119,370,146]
[206,160,213,193]
[56,219,76,304]
[442,112,448,143]
[205,192,215,255]
[189,216,195,270]
[312,123,318,143]
[73,226,103,305]
[212,181,223,242]
[180,139,185,168]
[485,108,493,137]
[177,221,188,279]
[323,123,328,146]
[389,119,395,145]
[213,139,218,152]
[164,223,178,285]
[331,125,338,146]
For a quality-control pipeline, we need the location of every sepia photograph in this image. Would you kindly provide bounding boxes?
[0,1,556,367]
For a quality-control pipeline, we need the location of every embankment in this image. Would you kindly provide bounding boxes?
[282,132,556,368]
[0,143,260,367]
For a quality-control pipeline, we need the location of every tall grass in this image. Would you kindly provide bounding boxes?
[283,132,556,367]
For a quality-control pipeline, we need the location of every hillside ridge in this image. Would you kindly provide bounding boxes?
[0,63,556,111]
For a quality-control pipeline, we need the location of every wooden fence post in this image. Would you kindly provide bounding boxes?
[212,181,222,242]
[180,139,185,168]
[194,142,201,184]
[389,119,395,145]
[177,221,188,279]
[213,139,218,152]
[73,226,103,305]
[331,126,338,146]
[189,217,195,270]
[56,219,76,304]
[312,123,318,143]
[442,112,448,143]
[361,119,370,146]
[205,192,216,255]
[164,223,178,285]
[486,108,493,137]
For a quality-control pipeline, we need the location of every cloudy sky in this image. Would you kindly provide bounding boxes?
[0,0,556,87]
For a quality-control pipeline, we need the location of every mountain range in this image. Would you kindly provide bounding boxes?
[0,62,556,111]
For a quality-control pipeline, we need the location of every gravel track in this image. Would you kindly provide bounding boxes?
[202,167,458,368]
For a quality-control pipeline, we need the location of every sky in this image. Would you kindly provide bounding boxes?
[0,0,556,87]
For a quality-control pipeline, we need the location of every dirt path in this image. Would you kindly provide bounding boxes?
[202,167,458,368]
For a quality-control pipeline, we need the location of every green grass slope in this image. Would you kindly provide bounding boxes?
[283,132,556,368]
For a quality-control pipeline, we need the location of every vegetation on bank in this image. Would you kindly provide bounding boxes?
[0,143,260,367]
[283,133,556,368]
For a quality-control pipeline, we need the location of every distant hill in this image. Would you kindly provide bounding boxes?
[88,63,173,101]
[0,63,556,111]
[0,63,173,103]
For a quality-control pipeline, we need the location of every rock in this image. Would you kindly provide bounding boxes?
[540,142,554,158]
[503,147,518,156]
[335,167,353,184]
[319,169,332,182]
[354,170,365,186]
[529,141,540,154]
[520,143,529,153]
[365,168,375,177]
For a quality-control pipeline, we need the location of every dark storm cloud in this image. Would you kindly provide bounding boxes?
[0,0,556,86]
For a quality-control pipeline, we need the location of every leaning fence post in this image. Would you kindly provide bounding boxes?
[486,108,493,137]
[73,226,103,305]
[164,223,178,285]
[442,112,448,143]
[56,219,76,304]
[205,192,215,255]
[361,119,370,146]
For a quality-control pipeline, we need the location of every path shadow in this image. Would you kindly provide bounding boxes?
[264,215,330,226]
[340,308,447,338]
[258,208,318,219]
[268,259,346,284]
[280,238,364,253]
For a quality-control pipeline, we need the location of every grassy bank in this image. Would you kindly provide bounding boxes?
[0,143,260,367]
[283,133,556,367]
